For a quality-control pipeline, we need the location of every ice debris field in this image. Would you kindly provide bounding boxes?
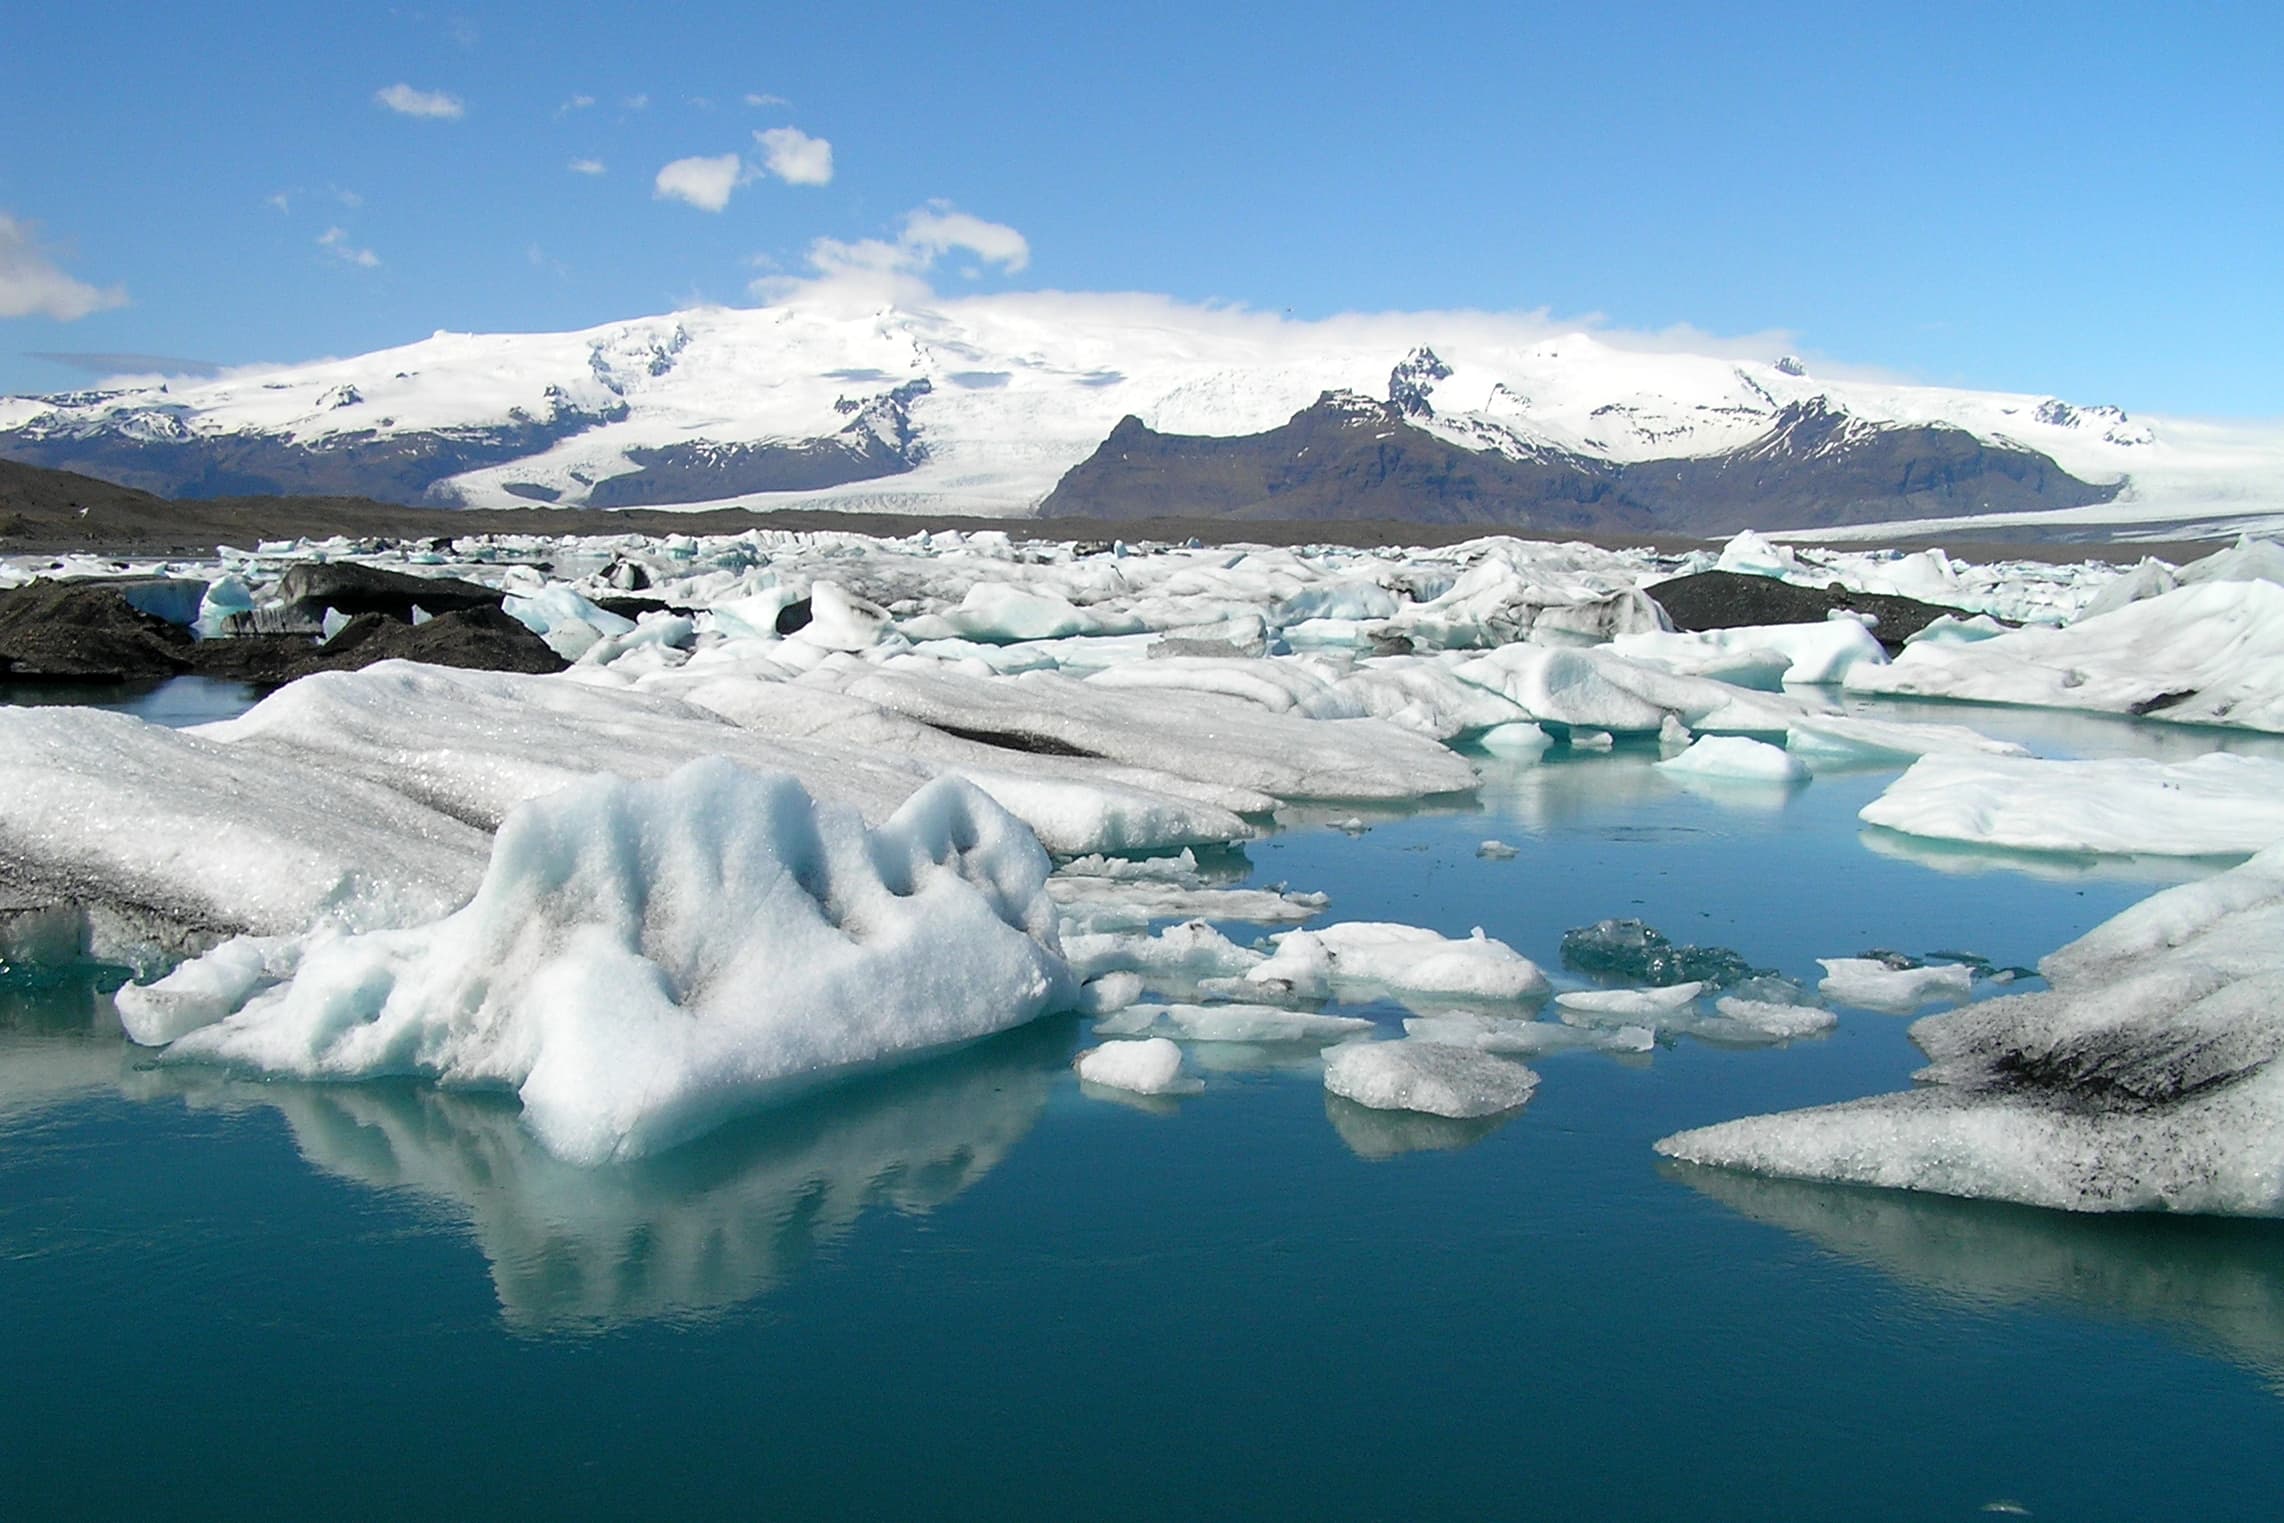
[6,525,2284,1211]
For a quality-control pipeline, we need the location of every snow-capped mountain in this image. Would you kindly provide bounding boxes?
[2,291,2277,535]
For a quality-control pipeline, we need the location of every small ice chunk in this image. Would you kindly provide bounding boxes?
[1404,1013,1654,1056]
[1555,981,1706,1019]
[1477,840,1519,860]
[1061,920,1264,983]
[1569,729,1615,751]
[1252,923,1549,1003]
[1476,721,1553,759]
[1559,918,1761,988]
[1075,971,1145,1015]
[1322,1040,1539,1118]
[1817,958,1974,1013]
[1075,1038,1201,1095]
[788,581,899,652]
[1095,1003,1376,1044]
[1713,996,1838,1038]
[1655,736,1808,784]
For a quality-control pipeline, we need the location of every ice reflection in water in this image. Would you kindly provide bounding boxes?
[0,974,1073,1331]
[1669,1163,2284,1393]
[1324,1093,1511,1159]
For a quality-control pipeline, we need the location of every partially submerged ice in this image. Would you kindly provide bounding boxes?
[1323,1040,1540,1119]
[0,705,489,963]
[1843,580,2284,734]
[1074,1037,1201,1096]
[1558,918,1764,988]
[1860,752,2284,859]
[1659,842,2284,1214]
[116,760,1076,1165]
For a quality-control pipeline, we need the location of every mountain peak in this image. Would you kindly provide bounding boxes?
[1388,346,1454,419]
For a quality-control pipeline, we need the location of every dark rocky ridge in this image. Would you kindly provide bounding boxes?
[582,378,933,508]
[1,394,627,505]
[1039,393,2122,533]
[1043,395,1649,534]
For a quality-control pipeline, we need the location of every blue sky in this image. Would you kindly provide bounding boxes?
[2,1,2278,414]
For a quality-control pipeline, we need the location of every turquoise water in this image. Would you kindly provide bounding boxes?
[5,692,2283,1519]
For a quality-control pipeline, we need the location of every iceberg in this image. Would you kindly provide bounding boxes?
[1843,581,2284,734]
[1658,843,2284,1214]
[1859,752,2284,858]
[0,705,488,959]
[117,760,1075,1165]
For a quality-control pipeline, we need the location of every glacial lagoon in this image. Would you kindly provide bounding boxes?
[5,692,2281,1521]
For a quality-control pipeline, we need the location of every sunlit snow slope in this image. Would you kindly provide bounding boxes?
[2,290,2277,534]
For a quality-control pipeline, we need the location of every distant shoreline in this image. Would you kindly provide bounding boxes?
[0,458,2207,567]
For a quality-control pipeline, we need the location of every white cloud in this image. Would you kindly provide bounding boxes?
[558,93,596,116]
[334,187,364,209]
[744,92,790,108]
[266,191,293,213]
[624,93,651,111]
[755,202,1030,303]
[568,158,607,176]
[0,215,128,321]
[376,83,465,120]
[318,227,380,269]
[653,153,742,212]
[754,126,833,186]
[900,204,1029,272]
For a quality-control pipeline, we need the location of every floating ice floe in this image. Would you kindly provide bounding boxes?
[1555,982,1706,1019]
[1046,863,1327,934]
[1402,1013,1655,1056]
[1612,619,1888,687]
[1323,1040,1540,1118]
[1244,923,1550,1004]
[1654,736,1808,784]
[115,761,1075,1165]
[1074,1038,1201,1096]
[1859,752,2284,858]
[1660,841,2284,1214]
[1844,580,2284,733]
[1710,997,1838,1040]
[1816,958,1975,1013]
[1094,1002,1376,1044]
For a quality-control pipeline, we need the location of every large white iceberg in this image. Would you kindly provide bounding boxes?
[1859,751,2284,858]
[1658,843,2284,1214]
[0,705,489,957]
[1843,581,2284,733]
[117,760,1076,1165]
